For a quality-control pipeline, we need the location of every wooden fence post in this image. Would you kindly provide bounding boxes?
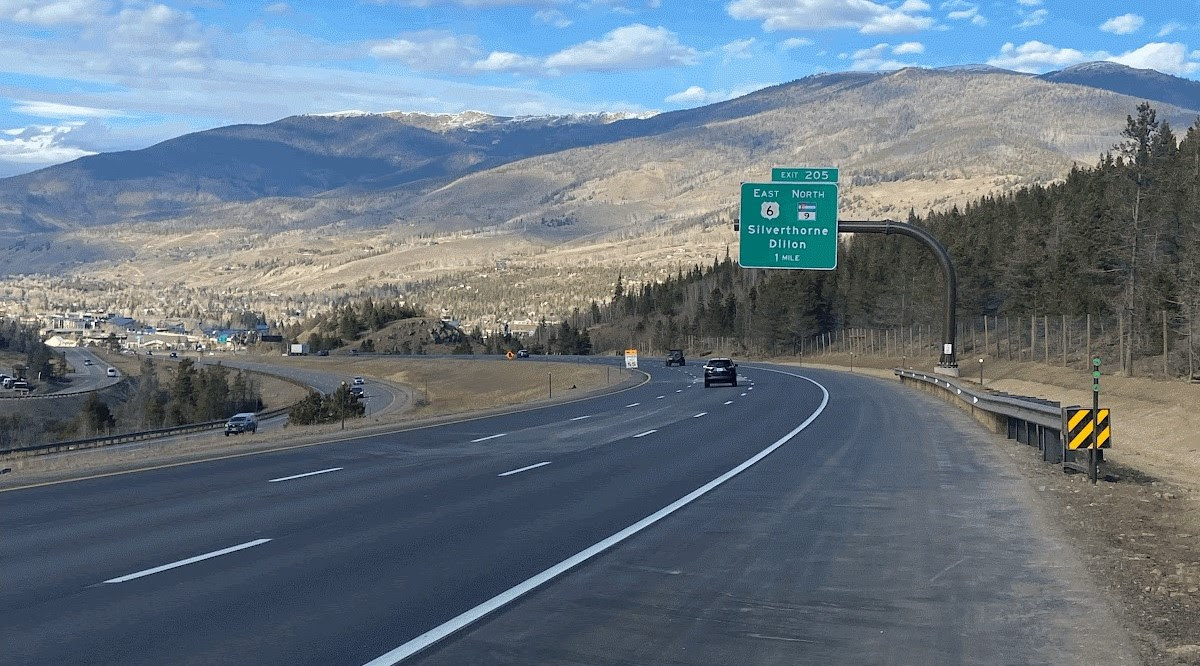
[1164,309,1170,378]
[1044,315,1050,365]
[1062,314,1068,367]
[1086,313,1091,364]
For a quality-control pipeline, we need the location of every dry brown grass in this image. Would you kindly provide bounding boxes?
[260,355,625,421]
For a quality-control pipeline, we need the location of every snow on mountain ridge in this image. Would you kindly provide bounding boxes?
[303,109,657,130]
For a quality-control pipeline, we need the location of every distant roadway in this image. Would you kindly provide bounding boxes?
[0,360,1138,665]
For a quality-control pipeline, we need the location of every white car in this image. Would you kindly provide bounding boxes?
[106,368,118,377]
[353,376,365,385]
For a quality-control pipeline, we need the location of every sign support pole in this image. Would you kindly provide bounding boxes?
[1090,357,1101,484]
[837,220,959,372]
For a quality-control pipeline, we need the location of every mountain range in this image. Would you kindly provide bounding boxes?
[0,62,1198,321]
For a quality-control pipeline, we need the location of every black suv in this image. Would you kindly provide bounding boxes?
[703,358,738,387]
[665,349,685,366]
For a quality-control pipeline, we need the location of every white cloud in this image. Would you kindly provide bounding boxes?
[1015,8,1046,29]
[1100,14,1144,35]
[0,123,96,173]
[944,2,986,27]
[1016,0,1041,5]
[473,51,542,73]
[848,42,919,70]
[726,0,934,35]
[664,82,771,105]
[385,0,565,6]
[987,40,1199,76]
[369,31,483,74]
[779,37,814,51]
[534,8,571,27]
[1110,42,1199,75]
[544,24,698,72]
[96,3,216,76]
[1157,22,1185,37]
[13,100,126,119]
[264,3,291,15]
[987,41,1090,72]
[722,37,756,60]
[0,0,106,26]
[664,85,712,104]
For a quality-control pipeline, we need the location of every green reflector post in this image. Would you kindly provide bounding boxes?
[1093,383,1100,392]
[1093,370,1101,378]
[1093,357,1102,367]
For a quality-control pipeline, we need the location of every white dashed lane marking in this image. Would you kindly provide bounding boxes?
[498,462,551,477]
[103,539,272,584]
[268,468,342,483]
[471,433,507,443]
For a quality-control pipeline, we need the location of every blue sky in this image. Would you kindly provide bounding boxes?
[1,0,1198,177]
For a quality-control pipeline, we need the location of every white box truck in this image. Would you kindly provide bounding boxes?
[289,343,309,356]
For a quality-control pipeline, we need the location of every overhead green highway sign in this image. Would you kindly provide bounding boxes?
[739,181,839,270]
[771,167,839,183]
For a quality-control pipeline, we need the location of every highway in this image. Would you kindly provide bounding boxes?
[0,361,1138,665]
[1,347,119,396]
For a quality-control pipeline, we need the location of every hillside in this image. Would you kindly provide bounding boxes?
[1,65,1199,328]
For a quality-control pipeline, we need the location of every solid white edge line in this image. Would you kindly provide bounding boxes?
[632,429,657,438]
[471,433,507,443]
[497,462,552,477]
[268,467,343,483]
[693,412,707,418]
[569,415,592,421]
[361,368,829,666]
[103,538,272,584]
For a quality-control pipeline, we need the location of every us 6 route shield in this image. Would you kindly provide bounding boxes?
[739,182,838,270]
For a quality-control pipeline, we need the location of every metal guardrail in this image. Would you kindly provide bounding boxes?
[0,405,292,459]
[894,368,1067,465]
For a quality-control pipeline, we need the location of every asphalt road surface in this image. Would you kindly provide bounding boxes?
[0,362,1138,665]
[4,347,119,396]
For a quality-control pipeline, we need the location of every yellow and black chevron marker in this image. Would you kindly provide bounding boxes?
[1064,407,1112,450]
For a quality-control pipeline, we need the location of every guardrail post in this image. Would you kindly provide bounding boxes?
[1042,428,1063,463]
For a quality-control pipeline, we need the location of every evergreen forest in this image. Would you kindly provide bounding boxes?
[588,103,1200,378]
